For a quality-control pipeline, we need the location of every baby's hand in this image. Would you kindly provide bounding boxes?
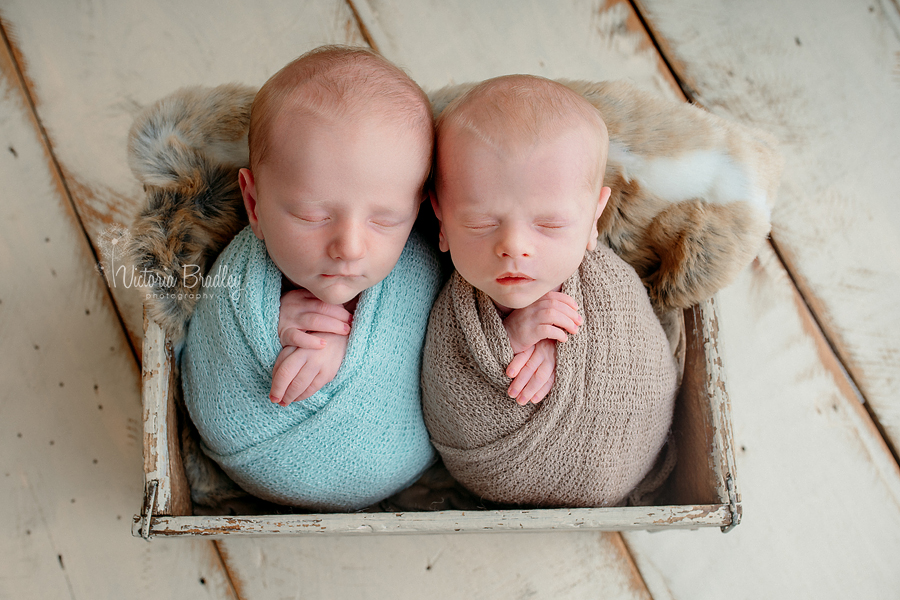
[268,332,349,407]
[501,291,582,354]
[505,339,557,405]
[278,288,352,349]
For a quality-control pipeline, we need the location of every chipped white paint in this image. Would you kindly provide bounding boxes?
[0,42,236,600]
[135,505,732,538]
[636,0,900,452]
[141,310,183,517]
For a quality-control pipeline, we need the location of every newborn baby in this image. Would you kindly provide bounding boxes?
[421,74,679,508]
[181,46,441,510]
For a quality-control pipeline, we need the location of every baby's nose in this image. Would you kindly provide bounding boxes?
[496,225,531,258]
[329,225,366,261]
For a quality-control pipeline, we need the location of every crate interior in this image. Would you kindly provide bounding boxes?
[154,305,726,519]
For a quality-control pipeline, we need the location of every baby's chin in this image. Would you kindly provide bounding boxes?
[485,289,550,312]
[301,281,367,307]
[484,280,568,312]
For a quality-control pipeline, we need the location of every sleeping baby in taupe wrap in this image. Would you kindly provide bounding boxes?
[421,75,679,508]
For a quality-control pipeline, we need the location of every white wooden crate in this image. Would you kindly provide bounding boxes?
[133,298,739,538]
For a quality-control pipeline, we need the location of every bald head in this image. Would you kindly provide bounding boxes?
[435,75,609,194]
[249,45,433,171]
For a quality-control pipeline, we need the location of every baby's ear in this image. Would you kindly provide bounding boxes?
[428,190,450,253]
[239,168,264,241]
[587,186,612,251]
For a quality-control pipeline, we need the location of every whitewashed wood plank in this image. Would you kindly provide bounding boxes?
[624,244,900,599]
[0,0,367,345]
[634,0,900,452]
[215,532,650,600]
[359,0,680,96]
[0,36,237,600]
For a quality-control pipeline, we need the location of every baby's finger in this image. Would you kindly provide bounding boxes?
[517,367,549,404]
[543,291,579,311]
[538,308,580,334]
[269,347,305,404]
[279,328,328,349]
[510,350,546,403]
[272,345,292,375]
[529,373,556,405]
[516,346,555,404]
[535,324,568,344]
[540,294,582,327]
[297,370,332,402]
[522,359,555,403]
[506,346,535,378]
[508,358,539,400]
[283,290,352,322]
[281,363,318,406]
[295,312,352,335]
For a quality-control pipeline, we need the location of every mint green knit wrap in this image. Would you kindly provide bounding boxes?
[181,226,441,510]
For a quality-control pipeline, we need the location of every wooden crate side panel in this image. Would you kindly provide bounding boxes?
[134,504,731,537]
[665,305,720,506]
[141,308,190,517]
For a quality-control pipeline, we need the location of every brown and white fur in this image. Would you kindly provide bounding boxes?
[127,84,256,345]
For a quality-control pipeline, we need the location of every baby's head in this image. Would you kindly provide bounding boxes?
[432,75,612,311]
[239,46,433,305]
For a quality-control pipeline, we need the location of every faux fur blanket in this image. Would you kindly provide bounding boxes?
[181,226,441,510]
[127,80,781,349]
[421,246,678,507]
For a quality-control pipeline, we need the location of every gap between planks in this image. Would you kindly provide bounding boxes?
[0,17,139,367]
[627,0,900,470]
[0,11,240,599]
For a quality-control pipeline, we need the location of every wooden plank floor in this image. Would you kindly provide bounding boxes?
[1,1,898,598]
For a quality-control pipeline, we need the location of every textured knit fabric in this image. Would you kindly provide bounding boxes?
[181,226,441,510]
[421,245,678,508]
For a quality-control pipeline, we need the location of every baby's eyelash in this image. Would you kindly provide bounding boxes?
[464,223,498,230]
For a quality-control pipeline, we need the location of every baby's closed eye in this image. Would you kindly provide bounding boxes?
[534,220,570,231]
[291,212,330,224]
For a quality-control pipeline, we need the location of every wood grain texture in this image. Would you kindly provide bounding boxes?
[0,34,236,600]
[141,310,191,517]
[357,0,679,95]
[0,0,367,346]
[634,0,900,454]
[214,532,651,600]
[624,245,900,599]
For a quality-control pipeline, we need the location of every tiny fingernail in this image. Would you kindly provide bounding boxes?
[269,395,279,403]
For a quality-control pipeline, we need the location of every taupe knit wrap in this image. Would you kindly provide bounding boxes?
[421,246,678,507]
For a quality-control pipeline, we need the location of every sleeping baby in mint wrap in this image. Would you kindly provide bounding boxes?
[421,75,679,508]
[180,46,441,510]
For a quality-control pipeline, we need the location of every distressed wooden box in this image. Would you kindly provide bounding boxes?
[133,298,740,539]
